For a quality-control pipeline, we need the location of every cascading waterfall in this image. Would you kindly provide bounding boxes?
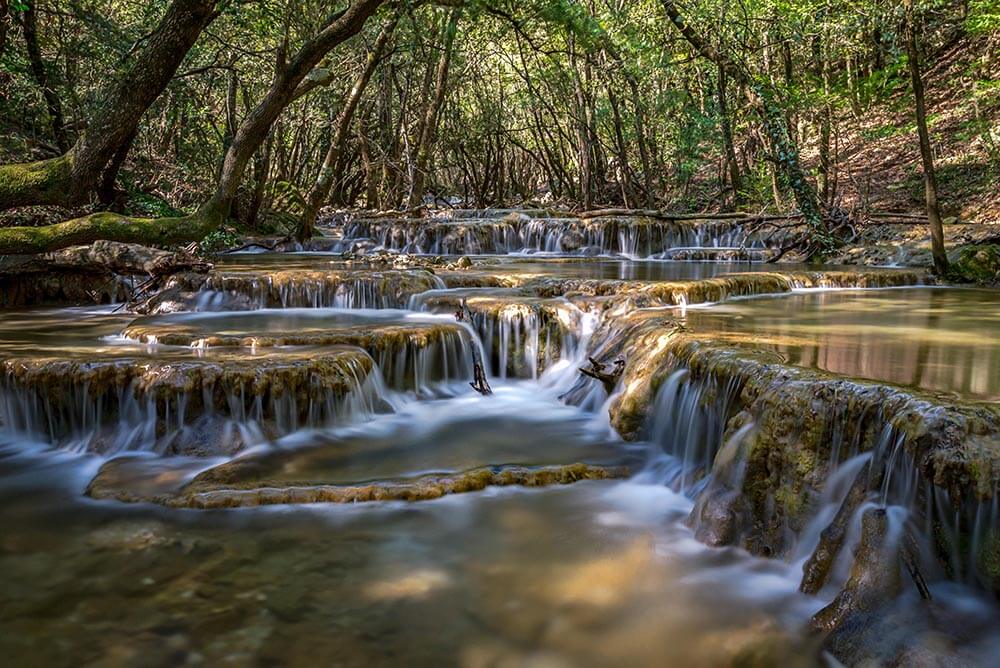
[410,289,586,379]
[192,271,445,311]
[641,368,744,494]
[0,353,383,456]
[640,363,1000,595]
[369,326,480,396]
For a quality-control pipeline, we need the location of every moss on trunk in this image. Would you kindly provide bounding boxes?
[0,204,224,254]
[0,154,75,210]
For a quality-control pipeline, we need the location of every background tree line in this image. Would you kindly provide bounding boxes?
[0,0,997,257]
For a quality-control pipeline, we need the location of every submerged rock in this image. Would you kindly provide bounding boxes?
[86,462,630,508]
[811,508,904,631]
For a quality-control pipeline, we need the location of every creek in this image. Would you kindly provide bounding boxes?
[1,212,998,665]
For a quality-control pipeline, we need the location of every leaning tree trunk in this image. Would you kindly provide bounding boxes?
[407,8,460,211]
[904,0,949,274]
[297,8,401,240]
[716,66,741,206]
[0,0,221,211]
[0,0,387,254]
[212,0,388,216]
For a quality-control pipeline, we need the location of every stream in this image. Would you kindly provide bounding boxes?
[1,213,999,665]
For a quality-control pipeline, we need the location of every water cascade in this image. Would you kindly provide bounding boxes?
[636,347,1000,597]
[0,349,380,455]
[0,218,997,666]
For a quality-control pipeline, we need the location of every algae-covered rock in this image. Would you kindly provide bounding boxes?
[605,303,1000,563]
[811,508,903,631]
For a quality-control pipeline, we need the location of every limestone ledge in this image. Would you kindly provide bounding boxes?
[1,347,373,413]
[121,321,466,351]
[602,309,1000,565]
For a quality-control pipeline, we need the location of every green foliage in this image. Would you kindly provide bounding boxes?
[199,228,241,255]
[966,0,1000,34]
[0,0,993,226]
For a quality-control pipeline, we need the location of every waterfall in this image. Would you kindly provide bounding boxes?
[338,215,776,258]
[192,271,442,311]
[634,356,1000,594]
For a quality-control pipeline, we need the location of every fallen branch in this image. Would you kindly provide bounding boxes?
[0,205,223,255]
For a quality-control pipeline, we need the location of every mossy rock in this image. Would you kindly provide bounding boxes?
[948,244,1000,285]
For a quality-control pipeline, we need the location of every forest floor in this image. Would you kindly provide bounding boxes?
[801,34,1000,224]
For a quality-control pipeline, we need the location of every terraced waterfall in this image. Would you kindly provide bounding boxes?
[2,211,998,665]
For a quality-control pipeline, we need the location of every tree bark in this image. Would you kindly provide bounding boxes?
[98,128,138,207]
[904,0,949,274]
[716,66,741,206]
[0,1,387,254]
[297,7,400,240]
[570,34,594,210]
[0,0,221,211]
[0,0,9,63]
[0,205,225,256]
[407,8,460,211]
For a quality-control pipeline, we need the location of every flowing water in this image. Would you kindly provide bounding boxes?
[2,218,999,665]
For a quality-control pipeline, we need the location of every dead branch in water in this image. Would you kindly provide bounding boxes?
[580,356,625,393]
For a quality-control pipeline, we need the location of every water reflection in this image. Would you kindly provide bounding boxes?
[684,288,1000,400]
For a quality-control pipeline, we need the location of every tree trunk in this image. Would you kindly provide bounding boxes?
[0,0,221,211]
[212,0,387,215]
[407,8,460,211]
[904,0,949,274]
[97,128,137,208]
[19,2,69,152]
[716,66,741,206]
[570,35,594,210]
[0,206,225,255]
[0,0,9,63]
[298,8,400,240]
[0,0,387,254]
